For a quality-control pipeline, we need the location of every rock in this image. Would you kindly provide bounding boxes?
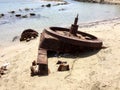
[30,13,36,16]
[19,9,22,11]
[9,11,15,14]
[46,4,51,7]
[15,14,21,17]
[24,8,30,11]
[21,15,28,18]
[55,1,69,6]
[41,5,45,7]
[0,13,4,18]
[57,64,70,71]
[59,8,66,11]
[1,62,10,70]
[20,29,38,41]
[0,68,5,75]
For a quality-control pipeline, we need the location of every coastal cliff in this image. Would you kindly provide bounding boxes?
[76,0,120,5]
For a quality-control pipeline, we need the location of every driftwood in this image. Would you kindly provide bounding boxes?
[20,29,38,41]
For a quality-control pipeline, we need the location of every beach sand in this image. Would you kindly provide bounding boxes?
[0,19,120,90]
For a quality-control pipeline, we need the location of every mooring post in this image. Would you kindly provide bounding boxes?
[69,14,79,36]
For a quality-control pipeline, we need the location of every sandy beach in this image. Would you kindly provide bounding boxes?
[0,18,120,90]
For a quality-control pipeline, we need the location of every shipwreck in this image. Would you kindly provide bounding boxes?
[31,15,103,76]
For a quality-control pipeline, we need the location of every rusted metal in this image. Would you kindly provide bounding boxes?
[34,15,103,76]
[70,14,79,36]
[37,48,49,75]
[57,64,70,71]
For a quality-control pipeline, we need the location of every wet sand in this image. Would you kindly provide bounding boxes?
[0,18,120,90]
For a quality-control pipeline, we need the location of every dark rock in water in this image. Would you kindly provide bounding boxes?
[24,8,30,11]
[46,4,51,7]
[41,5,45,7]
[15,14,21,17]
[22,15,28,18]
[0,13,4,18]
[9,11,15,14]
[20,29,38,42]
[1,14,4,16]
[59,8,66,11]
[19,9,22,12]
[54,1,69,6]
[57,64,70,71]
[30,13,36,16]
[75,0,100,3]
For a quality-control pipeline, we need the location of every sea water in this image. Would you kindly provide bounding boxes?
[0,0,120,46]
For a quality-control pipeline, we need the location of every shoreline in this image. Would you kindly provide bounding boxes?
[0,16,120,48]
[79,16,120,28]
[75,0,120,5]
[0,17,120,90]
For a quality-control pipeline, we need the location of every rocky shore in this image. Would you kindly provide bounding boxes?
[75,0,120,5]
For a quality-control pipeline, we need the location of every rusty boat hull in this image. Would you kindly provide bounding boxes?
[35,15,103,76]
[39,27,102,53]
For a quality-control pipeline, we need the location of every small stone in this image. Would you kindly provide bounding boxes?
[46,4,51,7]
[41,5,45,7]
[24,8,30,11]
[59,8,66,11]
[9,11,15,14]
[15,14,21,17]
[30,13,36,16]
[0,68,5,75]
[22,15,28,18]
[19,9,22,11]
[0,14,4,18]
